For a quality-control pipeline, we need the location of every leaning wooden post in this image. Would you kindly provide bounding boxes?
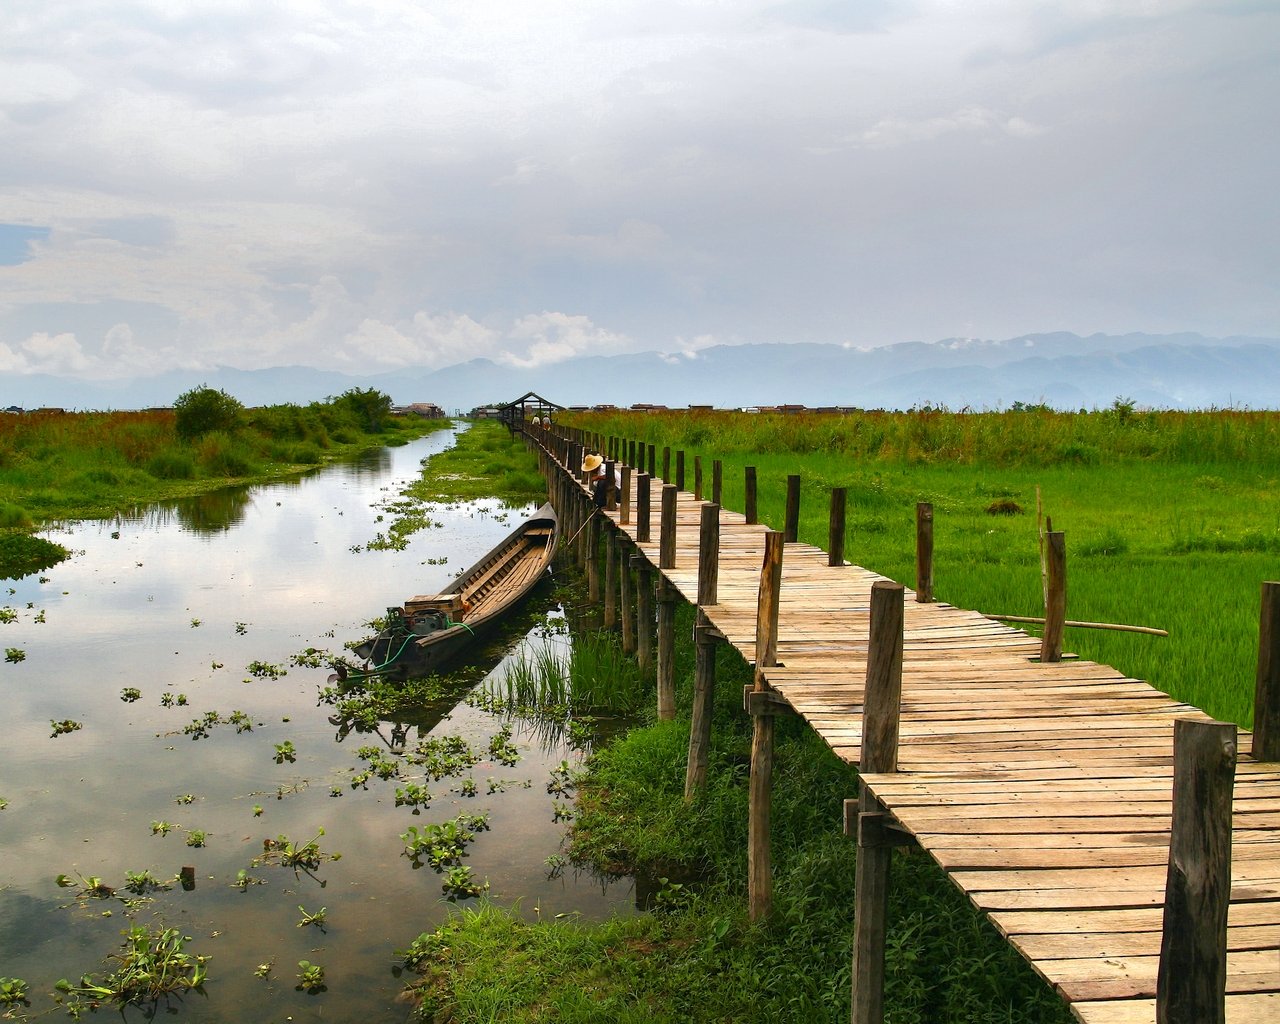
[747,531,784,921]
[915,502,934,603]
[850,580,905,1024]
[619,466,632,526]
[829,487,847,567]
[685,502,721,800]
[635,555,655,678]
[1253,581,1280,762]
[784,474,801,543]
[620,539,635,654]
[745,466,758,525]
[603,526,618,628]
[659,484,677,571]
[693,456,703,500]
[636,473,652,544]
[1156,718,1236,1024]
[712,459,723,506]
[1041,530,1066,662]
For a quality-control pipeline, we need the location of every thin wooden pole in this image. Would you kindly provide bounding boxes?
[916,502,934,603]
[659,484,677,570]
[745,466,758,525]
[656,577,676,720]
[620,539,635,654]
[636,473,652,544]
[829,487,847,567]
[784,474,800,542]
[1253,581,1280,762]
[685,504,721,800]
[748,531,784,922]
[712,459,723,506]
[851,580,904,1024]
[1041,530,1066,662]
[603,526,618,628]
[1156,718,1236,1024]
[635,558,654,678]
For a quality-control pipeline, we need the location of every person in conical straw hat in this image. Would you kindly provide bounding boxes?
[581,453,616,508]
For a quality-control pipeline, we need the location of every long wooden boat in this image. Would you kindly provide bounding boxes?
[350,502,558,679]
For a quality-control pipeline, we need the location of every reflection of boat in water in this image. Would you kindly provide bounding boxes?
[352,503,558,680]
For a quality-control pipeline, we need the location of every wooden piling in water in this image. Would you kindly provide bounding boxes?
[604,525,618,628]
[850,581,905,1024]
[656,576,677,720]
[1041,530,1066,662]
[635,555,654,678]
[1253,581,1280,762]
[1156,718,1236,1024]
[685,502,721,801]
[915,502,934,603]
[620,537,635,654]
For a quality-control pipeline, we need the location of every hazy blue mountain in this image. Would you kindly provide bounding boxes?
[8,332,1280,412]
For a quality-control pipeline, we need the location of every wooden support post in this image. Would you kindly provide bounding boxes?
[1253,581,1280,762]
[604,527,618,628]
[915,502,934,603]
[659,484,677,570]
[637,473,652,544]
[662,446,671,482]
[1156,718,1236,1024]
[829,487,847,567]
[749,531,785,922]
[851,580,905,1024]
[647,443,656,477]
[620,539,635,654]
[605,459,617,511]
[656,577,677,720]
[685,504,722,800]
[629,440,637,469]
[745,466,758,525]
[1041,530,1066,662]
[784,474,801,542]
[693,456,703,501]
[635,558,654,677]
[586,514,601,602]
[676,450,685,491]
[712,459,723,506]
[619,465,632,525]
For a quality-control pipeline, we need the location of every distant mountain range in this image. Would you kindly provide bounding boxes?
[10,332,1280,412]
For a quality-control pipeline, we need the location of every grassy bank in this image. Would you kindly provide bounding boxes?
[0,389,449,578]
[568,408,1279,726]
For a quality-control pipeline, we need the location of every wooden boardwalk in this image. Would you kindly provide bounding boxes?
[540,438,1280,1024]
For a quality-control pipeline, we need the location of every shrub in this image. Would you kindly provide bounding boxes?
[146,449,196,480]
[173,386,244,441]
[196,432,254,477]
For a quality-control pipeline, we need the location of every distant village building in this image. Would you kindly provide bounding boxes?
[398,402,446,418]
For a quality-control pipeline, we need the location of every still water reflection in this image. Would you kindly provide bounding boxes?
[0,427,633,1022]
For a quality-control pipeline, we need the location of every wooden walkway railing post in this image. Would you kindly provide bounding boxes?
[851,580,905,1024]
[1041,530,1066,662]
[605,459,617,512]
[712,459,722,506]
[659,484,677,571]
[829,487,847,567]
[745,466,758,525]
[1253,580,1280,762]
[1156,717,1237,1024]
[747,531,784,921]
[685,503,721,800]
[620,465,632,526]
[620,538,635,654]
[647,443,656,477]
[676,450,686,491]
[586,513,601,602]
[662,446,671,482]
[636,473,651,543]
[694,455,703,500]
[915,502,934,603]
[784,474,801,542]
[656,484,680,720]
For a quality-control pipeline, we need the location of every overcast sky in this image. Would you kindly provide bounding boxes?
[1,0,1276,380]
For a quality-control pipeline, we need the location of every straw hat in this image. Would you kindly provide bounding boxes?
[581,453,603,473]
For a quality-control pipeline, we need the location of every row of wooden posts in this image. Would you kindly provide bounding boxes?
[520,420,1278,1024]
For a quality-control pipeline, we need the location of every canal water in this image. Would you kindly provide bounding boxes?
[0,425,634,1020]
